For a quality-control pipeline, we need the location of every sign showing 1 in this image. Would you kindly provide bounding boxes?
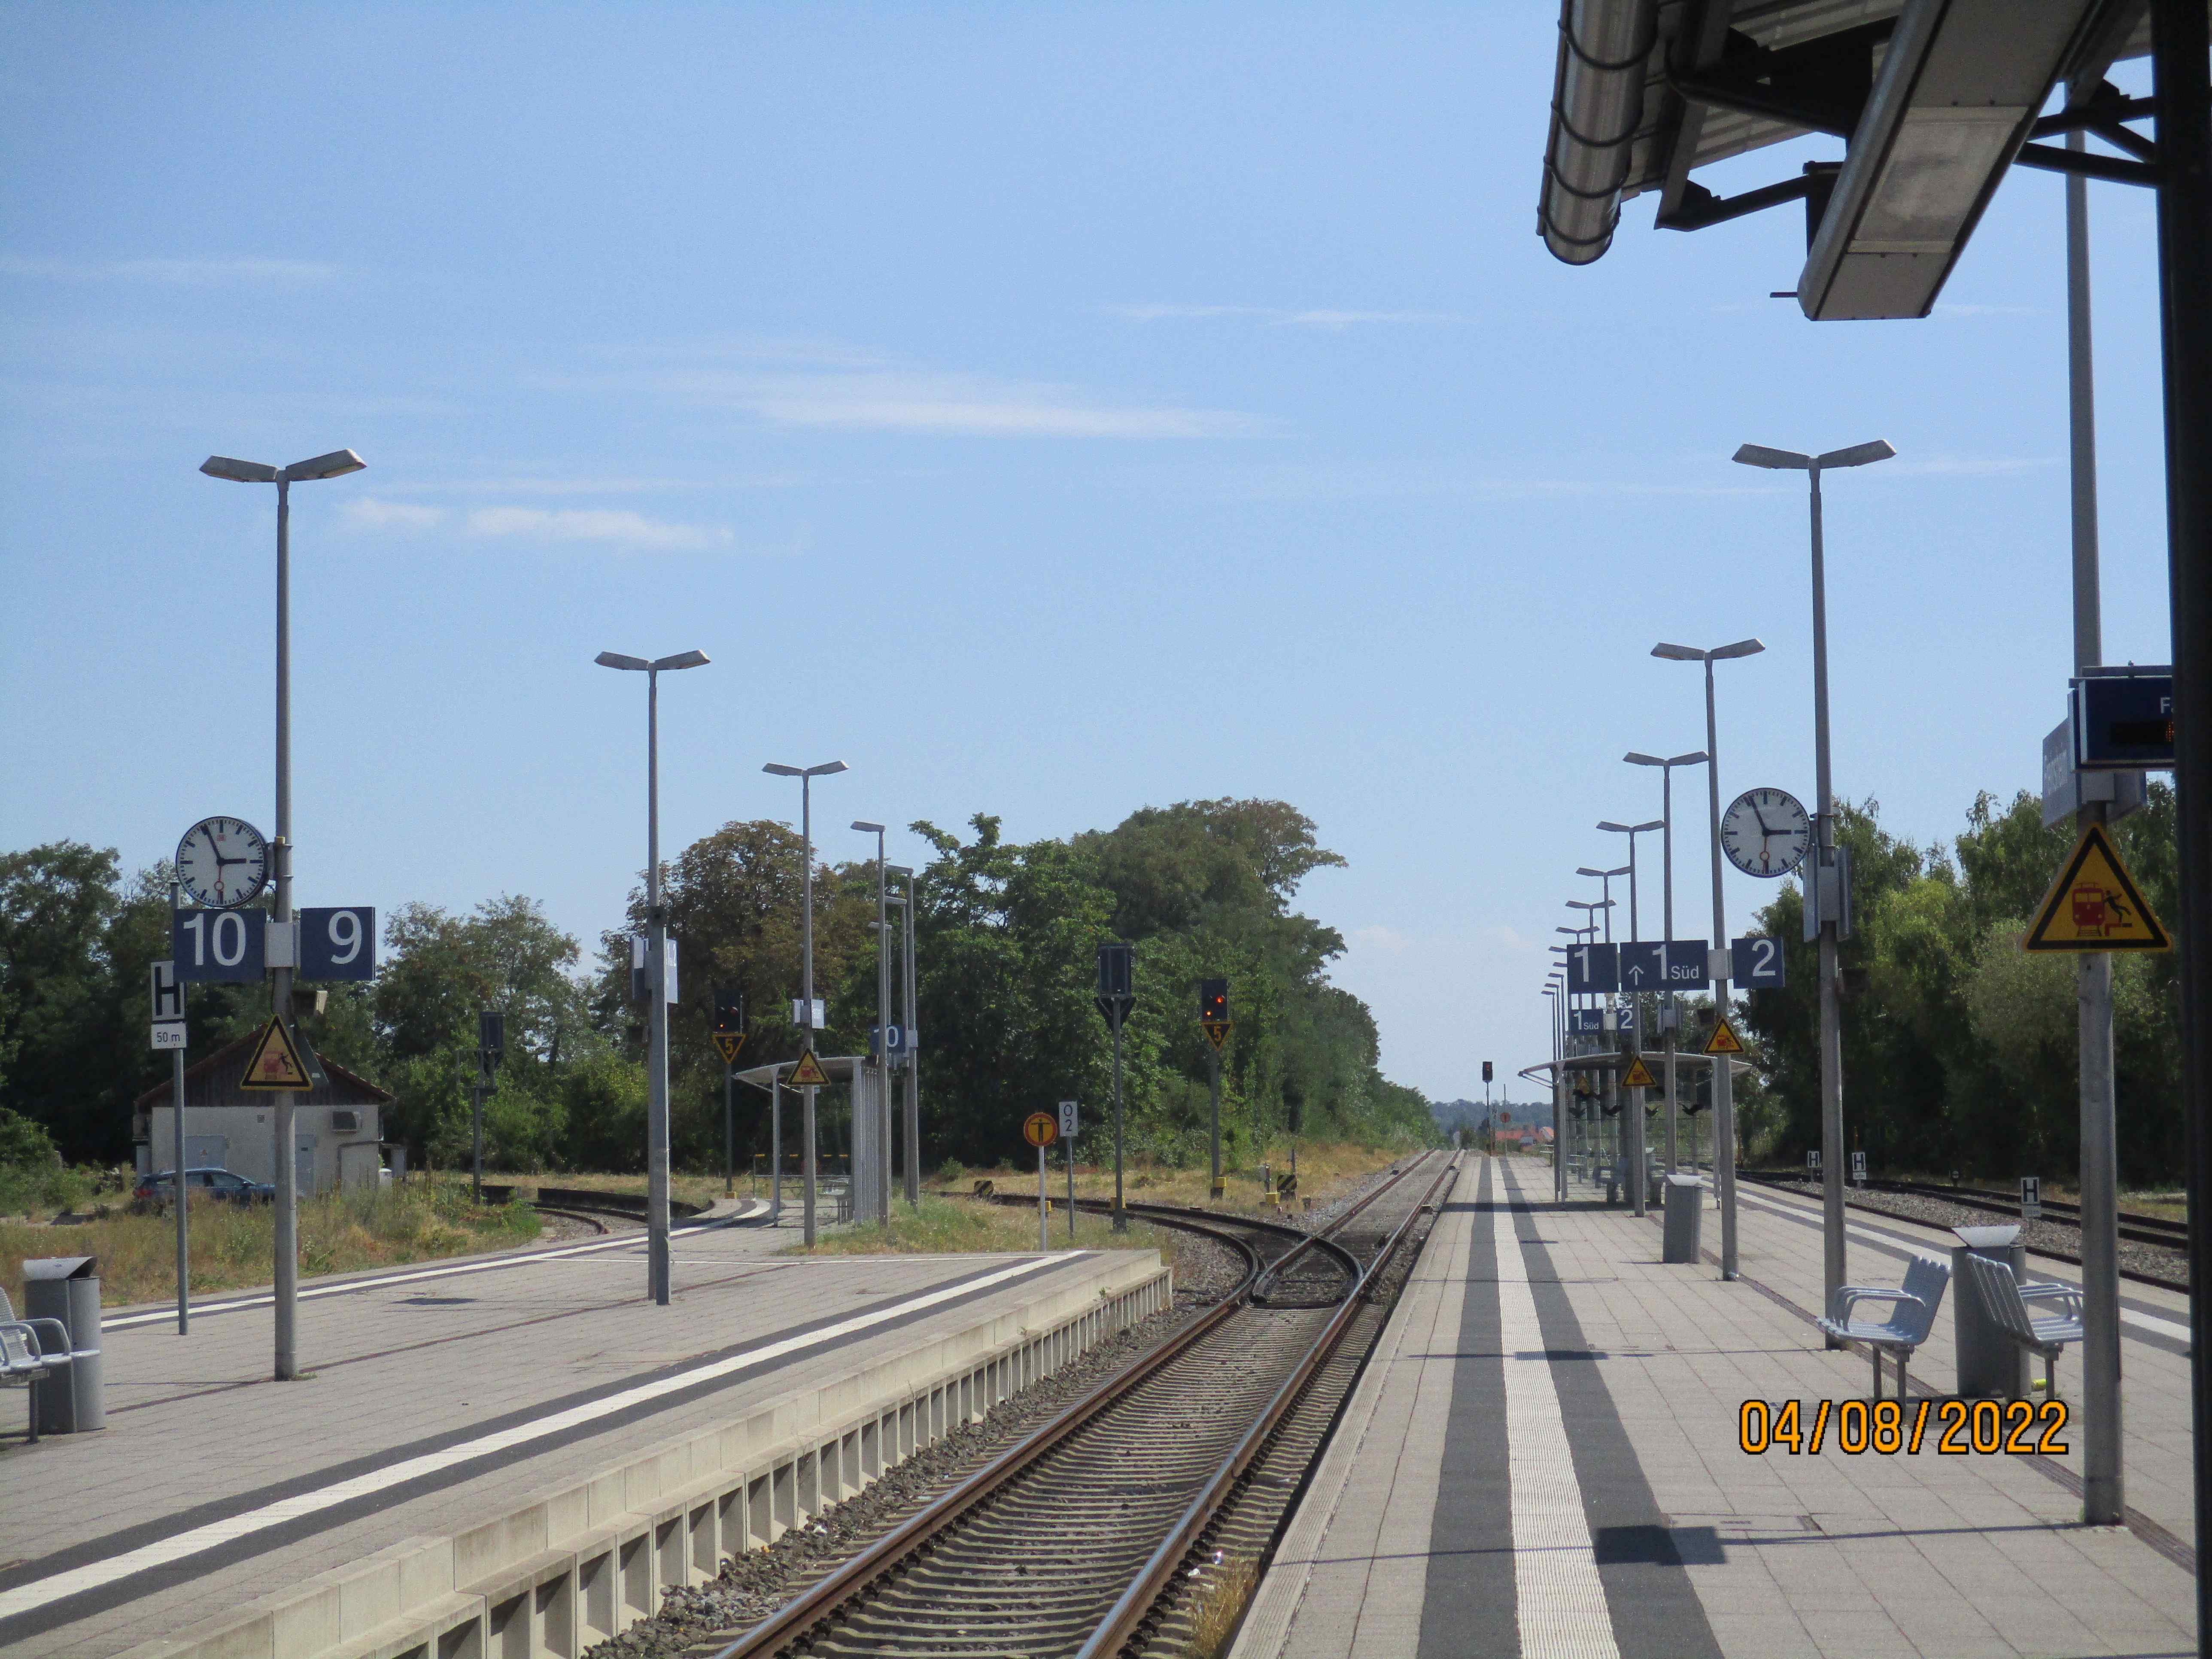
[172,907,266,982]
[1565,942,1618,994]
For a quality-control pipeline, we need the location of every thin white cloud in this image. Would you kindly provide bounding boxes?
[1105,303,1462,329]
[609,366,1266,439]
[344,498,446,532]
[465,507,733,550]
[0,255,340,286]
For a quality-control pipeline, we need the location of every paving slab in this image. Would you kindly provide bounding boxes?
[0,1221,1160,1659]
[1234,1155,2196,1659]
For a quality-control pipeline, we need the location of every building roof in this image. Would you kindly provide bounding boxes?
[135,1029,395,1111]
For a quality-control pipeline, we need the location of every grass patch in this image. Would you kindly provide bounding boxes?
[0,1161,100,1219]
[1,1181,541,1311]
[1055,1139,1409,1219]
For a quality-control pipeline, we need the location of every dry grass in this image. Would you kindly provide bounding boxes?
[1186,1554,1261,1658]
[788,1191,1195,1280]
[1,1182,540,1311]
[1054,1139,1409,1219]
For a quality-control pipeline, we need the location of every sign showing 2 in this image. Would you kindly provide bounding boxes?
[1731,935,1786,988]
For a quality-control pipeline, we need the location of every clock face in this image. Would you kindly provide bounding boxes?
[176,816,270,907]
[1721,788,1812,878]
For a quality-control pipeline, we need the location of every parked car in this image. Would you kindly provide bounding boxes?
[132,1167,276,1208]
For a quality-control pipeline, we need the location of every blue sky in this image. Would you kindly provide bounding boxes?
[0,6,2176,1104]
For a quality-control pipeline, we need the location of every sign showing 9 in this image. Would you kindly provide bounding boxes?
[300,907,377,981]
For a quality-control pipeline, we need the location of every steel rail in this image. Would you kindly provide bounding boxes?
[712,1154,1445,1659]
[702,1206,1271,1659]
[1074,1150,1462,1659]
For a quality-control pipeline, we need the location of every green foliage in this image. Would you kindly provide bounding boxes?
[1739,785,2183,1183]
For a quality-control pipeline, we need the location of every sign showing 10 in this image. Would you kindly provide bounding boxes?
[172,906,377,983]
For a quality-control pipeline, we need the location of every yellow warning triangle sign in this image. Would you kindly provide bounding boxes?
[1621,1054,1657,1089]
[711,1030,747,1066]
[2024,822,2171,952]
[238,1015,313,1091]
[1704,1018,1746,1057]
[787,1047,830,1088]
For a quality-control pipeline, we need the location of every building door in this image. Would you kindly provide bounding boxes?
[185,1134,228,1171]
[295,1133,318,1197]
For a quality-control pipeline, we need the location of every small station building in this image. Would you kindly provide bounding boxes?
[134,1031,395,1194]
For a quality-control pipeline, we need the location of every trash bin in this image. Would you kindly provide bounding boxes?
[1951,1225,2027,1399]
[1663,1174,1703,1264]
[23,1255,103,1433]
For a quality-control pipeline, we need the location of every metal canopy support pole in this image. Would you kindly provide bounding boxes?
[800,773,818,1249]
[271,472,299,1383]
[2150,6,2212,1642]
[1808,462,1849,1329]
[645,667,672,1306]
[1703,656,1739,1279]
[1553,997,1567,1201]
[2067,117,2124,1528]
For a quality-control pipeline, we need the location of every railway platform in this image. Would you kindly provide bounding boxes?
[0,1217,1170,1659]
[1233,1154,2196,1659]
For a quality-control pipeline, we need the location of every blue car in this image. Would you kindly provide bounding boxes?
[132,1167,276,1208]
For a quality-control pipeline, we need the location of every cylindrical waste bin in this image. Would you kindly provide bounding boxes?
[24,1254,103,1433]
[1951,1225,2027,1399]
[1663,1174,1703,1264]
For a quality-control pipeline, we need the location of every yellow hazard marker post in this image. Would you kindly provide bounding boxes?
[238,1015,314,1091]
[1704,1018,1746,1057]
[1024,1112,1058,1251]
[787,1048,830,1088]
[1622,1053,1658,1089]
[2023,822,2172,952]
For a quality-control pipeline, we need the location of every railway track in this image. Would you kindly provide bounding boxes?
[701,1149,1459,1659]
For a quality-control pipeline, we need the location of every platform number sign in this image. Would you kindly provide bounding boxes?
[300,907,377,980]
[1565,942,1619,994]
[1732,936,1787,989]
[173,907,266,982]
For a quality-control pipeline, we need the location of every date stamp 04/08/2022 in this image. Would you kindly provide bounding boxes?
[1740,1398,2072,1457]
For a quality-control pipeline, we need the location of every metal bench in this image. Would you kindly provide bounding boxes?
[1817,1254,1950,1400]
[1,1286,73,1443]
[1962,1252,2084,1400]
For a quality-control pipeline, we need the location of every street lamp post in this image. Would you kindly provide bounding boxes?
[890,864,920,1206]
[1654,637,1765,1279]
[1626,751,1709,1174]
[854,821,893,1229]
[1599,819,1664,1210]
[765,760,848,1247]
[597,649,711,1306]
[1733,438,1893,1321]
[200,447,365,1382]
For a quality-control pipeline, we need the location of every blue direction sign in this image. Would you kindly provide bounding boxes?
[1565,942,1618,994]
[299,907,377,981]
[1568,1009,1605,1034]
[173,907,266,983]
[1620,941,1711,990]
[2074,669,2175,771]
[1732,935,1787,989]
[1616,1001,1637,1033]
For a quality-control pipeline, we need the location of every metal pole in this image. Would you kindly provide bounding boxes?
[471,1080,483,1203]
[171,880,188,1337]
[1039,1141,1048,1252]
[2067,118,2124,1528]
[1662,762,1679,1174]
[770,1076,783,1220]
[801,774,817,1247]
[1111,1009,1126,1232]
[271,472,299,1382]
[2150,8,2212,1648]
[1704,656,1738,1279]
[646,668,671,1305]
[873,833,890,1229]
[1067,1117,1077,1240]
[1626,842,1646,1218]
[1551,993,1566,1200]
[1808,465,1848,1326]
[724,1063,734,1198]
[1208,1044,1222,1193]
[902,872,920,1206]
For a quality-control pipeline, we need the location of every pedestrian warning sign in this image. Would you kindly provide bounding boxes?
[238,1016,313,1091]
[788,1048,830,1088]
[1621,1054,1657,1089]
[711,1030,746,1066]
[1704,1018,1746,1057]
[2024,822,2171,952]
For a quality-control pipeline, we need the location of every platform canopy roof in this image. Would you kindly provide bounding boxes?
[1538,0,2173,318]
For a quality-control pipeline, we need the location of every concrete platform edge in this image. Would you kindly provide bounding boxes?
[111,1252,1171,1659]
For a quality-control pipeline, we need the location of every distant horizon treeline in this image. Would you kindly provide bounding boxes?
[0,797,1439,1175]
